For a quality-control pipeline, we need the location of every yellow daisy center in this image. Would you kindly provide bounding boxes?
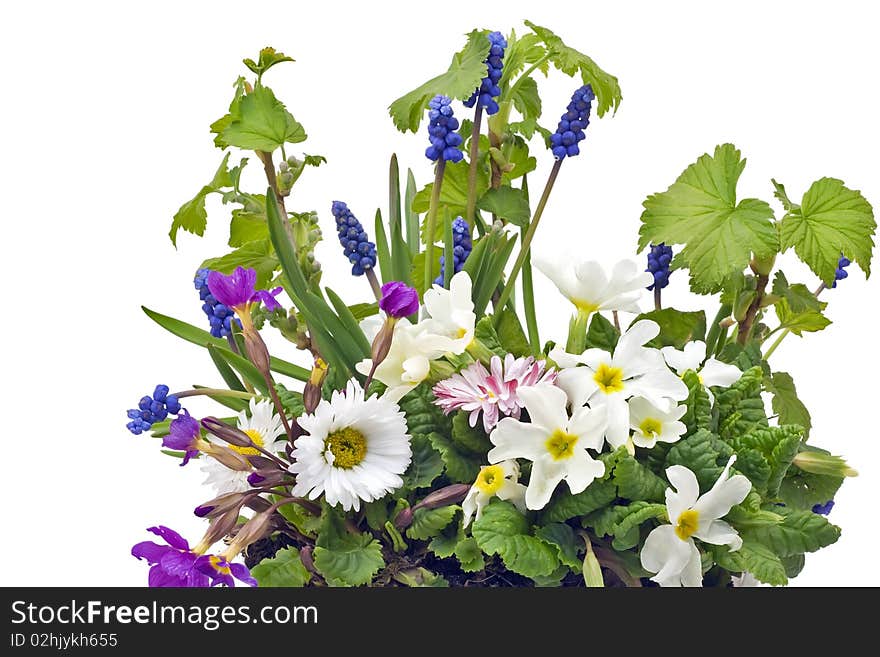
[475,465,506,495]
[546,429,579,461]
[594,363,625,394]
[675,509,700,541]
[229,428,264,456]
[639,418,663,438]
[325,427,368,469]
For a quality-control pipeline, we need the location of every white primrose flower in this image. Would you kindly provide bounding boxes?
[420,270,476,355]
[289,380,411,512]
[201,399,286,494]
[661,341,743,402]
[462,460,527,527]
[552,320,688,449]
[640,456,751,587]
[628,396,687,449]
[487,383,606,510]
[535,257,653,315]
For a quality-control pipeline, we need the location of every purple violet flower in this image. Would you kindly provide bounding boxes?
[206,267,283,313]
[161,410,201,466]
[379,281,419,318]
[131,526,211,587]
[195,555,257,587]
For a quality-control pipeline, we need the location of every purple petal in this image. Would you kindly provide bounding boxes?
[251,286,283,312]
[146,525,190,551]
[206,267,257,309]
[148,565,184,587]
[131,541,171,565]
[231,562,258,587]
[163,411,200,451]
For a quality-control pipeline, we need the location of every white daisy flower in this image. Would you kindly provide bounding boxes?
[201,399,286,494]
[535,257,652,316]
[462,460,527,527]
[628,396,687,449]
[552,320,688,449]
[289,380,411,512]
[640,456,751,587]
[661,341,743,402]
[420,270,476,355]
[488,383,606,511]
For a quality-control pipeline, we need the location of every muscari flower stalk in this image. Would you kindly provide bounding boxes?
[434,217,472,286]
[549,85,595,160]
[832,255,850,288]
[463,31,507,116]
[194,268,242,338]
[646,243,673,291]
[125,384,182,435]
[331,201,377,277]
[425,95,464,163]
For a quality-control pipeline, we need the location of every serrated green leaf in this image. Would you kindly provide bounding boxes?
[770,271,824,313]
[451,412,491,454]
[201,239,279,290]
[582,504,630,538]
[733,449,772,493]
[393,567,449,587]
[666,429,734,491]
[638,144,779,291]
[477,186,531,227]
[314,510,384,587]
[680,370,711,437]
[389,30,493,133]
[251,547,311,587]
[509,74,542,121]
[403,434,444,489]
[428,432,482,483]
[745,509,840,557]
[715,366,768,442]
[612,502,668,545]
[523,21,622,118]
[363,499,389,532]
[740,540,787,585]
[407,506,459,541]
[779,177,875,286]
[243,47,294,78]
[614,453,667,502]
[781,553,805,579]
[540,479,617,523]
[730,425,803,497]
[454,536,485,572]
[766,371,812,437]
[778,470,843,510]
[774,297,831,336]
[221,86,306,152]
[634,309,707,349]
[471,500,559,578]
[399,383,452,438]
[584,313,620,352]
[535,523,581,569]
[169,153,231,246]
[273,382,304,417]
[229,208,269,247]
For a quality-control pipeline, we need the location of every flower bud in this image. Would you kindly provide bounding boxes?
[303,358,328,414]
[243,329,271,377]
[201,417,254,448]
[299,545,316,574]
[379,281,419,318]
[196,439,252,471]
[393,507,414,531]
[226,511,274,556]
[369,319,396,367]
[413,483,470,512]
[793,450,858,477]
[194,491,248,519]
[192,510,241,554]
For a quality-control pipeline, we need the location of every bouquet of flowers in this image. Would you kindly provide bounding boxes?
[127,22,875,588]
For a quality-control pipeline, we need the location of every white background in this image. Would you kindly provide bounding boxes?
[2,0,877,586]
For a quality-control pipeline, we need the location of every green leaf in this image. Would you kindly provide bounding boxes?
[398,382,452,438]
[680,370,711,437]
[740,540,787,585]
[495,309,531,357]
[771,178,796,212]
[229,207,269,247]
[393,567,449,587]
[348,302,379,321]
[732,449,772,493]
[638,144,779,291]
[744,509,841,557]
[251,547,311,587]
[454,536,485,572]
[414,160,489,234]
[766,371,812,437]
[730,425,803,497]
[169,153,231,246]
[509,75,542,121]
[243,47,294,78]
[774,298,831,336]
[428,432,482,483]
[201,239,278,289]
[477,186,531,227]
[535,523,581,569]
[778,470,843,510]
[666,429,735,491]
[451,411,491,454]
[389,30,493,132]
[471,500,559,578]
[222,86,306,152]
[363,499,389,532]
[779,177,875,286]
[523,21,622,118]
[770,271,824,313]
[611,502,668,550]
[407,506,459,541]
[613,453,667,502]
[540,479,617,523]
[314,510,384,587]
[583,313,620,352]
[274,383,304,417]
[634,309,706,349]
[781,553,805,579]
[715,366,768,442]
[207,345,246,392]
[403,434,444,490]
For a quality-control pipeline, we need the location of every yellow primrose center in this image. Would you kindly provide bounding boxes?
[209,555,231,575]
[572,299,599,314]
[229,428,264,456]
[475,465,506,495]
[594,363,625,394]
[639,418,663,438]
[325,427,368,469]
[546,429,579,461]
[675,509,700,541]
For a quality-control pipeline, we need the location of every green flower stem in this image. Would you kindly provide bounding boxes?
[173,388,261,400]
[521,236,541,354]
[764,282,827,359]
[466,338,496,365]
[494,159,563,324]
[365,268,382,301]
[705,303,732,356]
[506,54,552,105]
[465,104,489,237]
[424,160,447,295]
[566,309,591,354]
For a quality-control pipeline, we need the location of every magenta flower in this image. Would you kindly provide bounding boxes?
[161,410,201,466]
[195,555,257,587]
[131,526,210,587]
[206,266,282,313]
[433,355,558,432]
[379,281,419,318]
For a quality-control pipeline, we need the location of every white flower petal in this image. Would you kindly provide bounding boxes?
[603,393,631,449]
[524,457,564,510]
[613,320,660,368]
[556,366,600,407]
[564,451,605,495]
[487,418,546,462]
[700,358,743,388]
[568,404,607,450]
[693,457,751,522]
[680,540,704,587]
[693,519,742,550]
[664,464,700,522]
[517,383,569,431]
[641,524,694,586]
